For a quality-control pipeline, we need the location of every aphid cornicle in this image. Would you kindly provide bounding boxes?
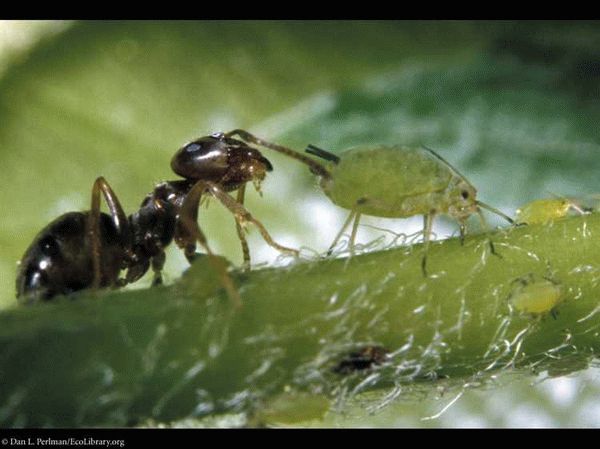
[16,132,301,304]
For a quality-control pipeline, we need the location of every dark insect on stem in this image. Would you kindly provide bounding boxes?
[333,345,389,375]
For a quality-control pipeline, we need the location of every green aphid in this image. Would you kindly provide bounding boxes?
[508,275,562,316]
[305,143,514,274]
[251,391,331,426]
[515,197,588,225]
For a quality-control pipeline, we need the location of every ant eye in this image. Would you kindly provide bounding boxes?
[39,236,60,257]
[461,190,470,200]
[184,143,202,153]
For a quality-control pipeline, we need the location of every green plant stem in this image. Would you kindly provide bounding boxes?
[1,214,599,427]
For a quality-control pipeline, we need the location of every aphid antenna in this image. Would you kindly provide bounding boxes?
[476,200,515,225]
[421,145,475,190]
[305,144,341,165]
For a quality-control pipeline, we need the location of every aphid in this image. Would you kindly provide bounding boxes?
[16,132,299,304]
[333,345,389,374]
[219,132,514,275]
[515,197,589,225]
[508,274,562,316]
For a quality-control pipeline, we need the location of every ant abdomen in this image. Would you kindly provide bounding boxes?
[16,211,125,303]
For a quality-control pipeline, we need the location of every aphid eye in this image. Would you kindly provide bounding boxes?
[39,236,60,257]
[461,190,470,200]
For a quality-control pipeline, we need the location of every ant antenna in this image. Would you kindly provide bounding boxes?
[305,144,341,164]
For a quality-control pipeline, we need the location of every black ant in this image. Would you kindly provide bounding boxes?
[16,130,315,305]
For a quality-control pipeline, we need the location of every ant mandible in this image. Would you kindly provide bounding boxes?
[16,131,307,305]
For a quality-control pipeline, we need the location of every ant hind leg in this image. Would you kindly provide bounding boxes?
[88,177,131,290]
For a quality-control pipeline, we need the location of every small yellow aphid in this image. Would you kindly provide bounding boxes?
[515,198,588,225]
[508,275,562,315]
[254,391,330,425]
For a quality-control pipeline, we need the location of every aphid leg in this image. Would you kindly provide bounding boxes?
[476,208,499,257]
[176,181,241,307]
[202,180,300,258]
[225,129,332,179]
[235,184,251,270]
[327,209,358,256]
[88,177,130,290]
[458,220,467,246]
[348,212,362,257]
[151,249,166,286]
[569,202,589,215]
[421,213,435,277]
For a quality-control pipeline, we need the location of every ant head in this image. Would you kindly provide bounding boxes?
[171,135,231,180]
[171,134,273,187]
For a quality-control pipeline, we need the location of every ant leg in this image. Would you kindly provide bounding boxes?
[348,212,362,257]
[88,177,130,289]
[235,184,251,270]
[327,210,357,256]
[202,180,300,257]
[421,213,435,277]
[225,129,332,180]
[176,181,241,306]
[151,250,166,286]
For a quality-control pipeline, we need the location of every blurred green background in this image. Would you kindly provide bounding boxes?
[1,20,599,427]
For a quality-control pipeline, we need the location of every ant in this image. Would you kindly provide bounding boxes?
[16,131,308,305]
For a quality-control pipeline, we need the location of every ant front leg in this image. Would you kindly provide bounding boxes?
[235,184,252,270]
[88,176,131,290]
[199,180,300,258]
